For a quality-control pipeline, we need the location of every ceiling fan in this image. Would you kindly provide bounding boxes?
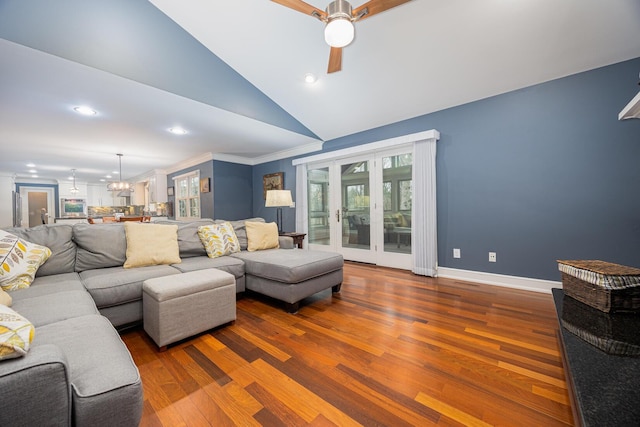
[272,0,411,73]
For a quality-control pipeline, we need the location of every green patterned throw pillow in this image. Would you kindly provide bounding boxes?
[0,304,35,360]
[0,230,52,291]
[198,222,241,259]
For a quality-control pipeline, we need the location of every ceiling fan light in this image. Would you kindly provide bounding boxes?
[325,18,354,48]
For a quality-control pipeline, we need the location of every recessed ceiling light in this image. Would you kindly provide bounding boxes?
[304,73,317,84]
[106,175,112,179]
[26,163,35,168]
[168,127,187,135]
[73,106,97,116]
[28,169,37,173]
[99,179,106,182]
[31,175,38,178]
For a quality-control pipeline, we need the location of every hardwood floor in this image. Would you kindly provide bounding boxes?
[122,262,574,426]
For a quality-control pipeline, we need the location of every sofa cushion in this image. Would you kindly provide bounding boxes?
[123,223,180,268]
[0,304,34,360]
[0,230,52,291]
[80,265,181,309]
[231,249,343,284]
[171,256,245,279]
[8,272,84,302]
[34,315,143,426]
[11,290,98,328]
[245,221,279,252]
[216,218,265,251]
[73,223,127,271]
[3,224,76,276]
[198,222,240,258]
[155,219,214,258]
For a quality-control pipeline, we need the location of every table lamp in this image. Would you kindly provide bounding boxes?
[265,190,293,232]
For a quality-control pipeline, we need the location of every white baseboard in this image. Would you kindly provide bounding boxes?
[437,267,561,294]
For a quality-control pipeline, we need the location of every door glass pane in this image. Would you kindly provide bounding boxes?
[307,168,330,245]
[383,154,412,254]
[342,161,370,249]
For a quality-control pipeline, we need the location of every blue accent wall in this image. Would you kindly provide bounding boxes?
[254,57,640,281]
[166,161,213,219]
[212,160,253,220]
[253,159,297,231]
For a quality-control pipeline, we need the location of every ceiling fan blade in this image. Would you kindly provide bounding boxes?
[328,47,342,73]
[353,0,411,21]
[271,0,327,20]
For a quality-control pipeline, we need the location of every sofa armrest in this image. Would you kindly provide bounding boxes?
[278,236,295,249]
[0,344,72,426]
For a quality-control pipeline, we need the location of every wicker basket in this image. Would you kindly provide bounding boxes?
[561,294,640,356]
[558,260,640,313]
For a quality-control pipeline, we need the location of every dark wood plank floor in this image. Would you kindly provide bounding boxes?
[122,262,573,426]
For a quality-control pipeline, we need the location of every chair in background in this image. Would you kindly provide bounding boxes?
[118,216,143,222]
[87,218,95,224]
[142,216,151,222]
[102,216,117,223]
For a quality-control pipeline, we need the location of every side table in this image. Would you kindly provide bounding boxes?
[279,232,306,249]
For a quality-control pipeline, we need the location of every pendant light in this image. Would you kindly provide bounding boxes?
[107,153,134,194]
[69,169,80,195]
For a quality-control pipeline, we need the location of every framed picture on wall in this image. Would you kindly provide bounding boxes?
[263,172,284,199]
[200,178,210,193]
[167,186,174,196]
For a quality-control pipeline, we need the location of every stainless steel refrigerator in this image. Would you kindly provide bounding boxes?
[12,191,22,227]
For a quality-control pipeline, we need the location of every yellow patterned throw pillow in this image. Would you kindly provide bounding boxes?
[0,304,35,360]
[0,230,52,291]
[198,222,241,259]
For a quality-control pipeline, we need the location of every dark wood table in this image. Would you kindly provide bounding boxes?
[279,232,306,249]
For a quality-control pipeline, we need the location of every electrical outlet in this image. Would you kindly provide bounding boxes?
[489,252,497,262]
[453,248,461,259]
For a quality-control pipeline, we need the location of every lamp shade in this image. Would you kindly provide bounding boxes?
[265,190,293,207]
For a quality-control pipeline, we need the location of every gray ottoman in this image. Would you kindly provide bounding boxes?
[231,249,343,313]
[142,269,236,350]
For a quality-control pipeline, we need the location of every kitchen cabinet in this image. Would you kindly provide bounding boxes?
[87,184,129,206]
[148,174,167,203]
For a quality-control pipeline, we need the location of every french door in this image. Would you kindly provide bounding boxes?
[306,146,413,269]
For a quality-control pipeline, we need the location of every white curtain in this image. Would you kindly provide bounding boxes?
[295,163,309,249]
[412,139,437,276]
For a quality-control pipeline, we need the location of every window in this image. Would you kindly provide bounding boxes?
[346,184,367,210]
[174,172,200,220]
[399,179,412,211]
[383,181,392,211]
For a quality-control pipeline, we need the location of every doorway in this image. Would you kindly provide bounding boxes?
[306,147,414,269]
[18,185,56,227]
[28,192,48,227]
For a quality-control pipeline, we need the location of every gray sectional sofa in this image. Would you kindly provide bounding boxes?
[0,218,343,426]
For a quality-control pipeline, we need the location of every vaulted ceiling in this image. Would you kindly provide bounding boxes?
[1,0,639,184]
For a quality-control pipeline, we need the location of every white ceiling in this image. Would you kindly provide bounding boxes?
[2,0,640,185]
